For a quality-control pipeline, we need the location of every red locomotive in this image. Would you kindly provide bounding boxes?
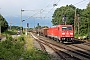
[42,25,74,43]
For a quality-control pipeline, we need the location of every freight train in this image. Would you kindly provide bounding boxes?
[36,24,74,43]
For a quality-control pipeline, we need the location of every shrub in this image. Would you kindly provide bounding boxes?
[0,35,50,60]
[18,35,24,42]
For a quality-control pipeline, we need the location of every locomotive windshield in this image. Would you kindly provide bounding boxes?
[62,26,72,30]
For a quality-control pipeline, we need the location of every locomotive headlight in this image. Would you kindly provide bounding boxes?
[62,33,65,35]
[71,38,73,40]
[70,33,73,35]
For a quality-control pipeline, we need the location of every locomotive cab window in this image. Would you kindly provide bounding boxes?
[62,27,67,30]
[62,26,72,30]
[67,27,72,30]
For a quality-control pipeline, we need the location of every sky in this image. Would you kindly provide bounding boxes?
[0,0,90,28]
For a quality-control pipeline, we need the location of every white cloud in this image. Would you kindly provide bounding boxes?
[58,0,89,9]
[0,0,89,28]
[0,0,89,17]
[0,0,53,16]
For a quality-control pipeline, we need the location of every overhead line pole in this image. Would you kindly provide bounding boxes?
[20,9,23,33]
[77,14,80,38]
[73,0,88,38]
[0,8,1,36]
[0,19,1,36]
[20,9,36,34]
[23,9,49,20]
[74,8,76,33]
[10,17,12,30]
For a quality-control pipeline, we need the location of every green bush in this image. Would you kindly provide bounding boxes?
[0,35,50,60]
[22,48,50,60]
[3,30,17,35]
[18,35,24,42]
[0,35,24,60]
[6,34,13,41]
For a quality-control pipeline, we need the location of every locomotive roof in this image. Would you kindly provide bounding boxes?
[51,25,72,28]
[58,25,72,26]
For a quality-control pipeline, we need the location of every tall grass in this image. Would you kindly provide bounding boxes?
[0,34,50,60]
[2,30,17,36]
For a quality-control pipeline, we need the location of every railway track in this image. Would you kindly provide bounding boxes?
[31,32,66,60]
[70,44,90,52]
[83,42,90,46]
[39,38,90,60]
[66,45,90,59]
[30,32,90,60]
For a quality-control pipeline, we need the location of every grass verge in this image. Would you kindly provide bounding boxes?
[0,34,50,60]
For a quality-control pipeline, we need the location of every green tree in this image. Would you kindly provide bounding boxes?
[78,2,90,36]
[9,26,20,30]
[0,14,8,32]
[52,5,76,26]
[85,2,90,34]
[52,3,90,37]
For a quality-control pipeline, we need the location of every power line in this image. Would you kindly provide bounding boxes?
[23,0,56,20]
[24,12,39,20]
[36,0,55,18]
[45,0,55,9]
[23,0,88,21]
[74,0,87,5]
[75,0,89,7]
[47,0,88,17]
[44,0,61,18]
[24,0,61,20]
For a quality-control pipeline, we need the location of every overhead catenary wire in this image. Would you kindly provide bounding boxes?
[45,0,55,9]
[47,0,88,13]
[23,0,56,20]
[23,0,88,20]
[33,0,56,18]
[38,0,55,19]
[73,0,89,9]
[48,0,61,13]
[39,0,60,19]
[23,0,61,20]
[23,10,41,20]
[74,0,88,5]
[47,0,87,14]
[44,0,61,18]
[74,0,89,7]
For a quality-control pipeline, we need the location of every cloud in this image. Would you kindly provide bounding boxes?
[0,0,54,16]
[0,0,89,28]
[0,0,89,17]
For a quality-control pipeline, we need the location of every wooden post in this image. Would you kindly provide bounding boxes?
[74,8,76,33]
[77,14,80,39]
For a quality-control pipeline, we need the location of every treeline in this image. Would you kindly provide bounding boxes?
[0,14,8,32]
[8,26,20,30]
[0,15,21,33]
[52,2,90,37]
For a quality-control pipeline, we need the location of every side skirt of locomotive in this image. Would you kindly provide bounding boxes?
[60,37,74,42]
[47,35,74,43]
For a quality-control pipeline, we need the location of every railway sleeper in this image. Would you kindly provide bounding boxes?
[68,49,90,59]
[62,50,89,60]
[58,50,81,60]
